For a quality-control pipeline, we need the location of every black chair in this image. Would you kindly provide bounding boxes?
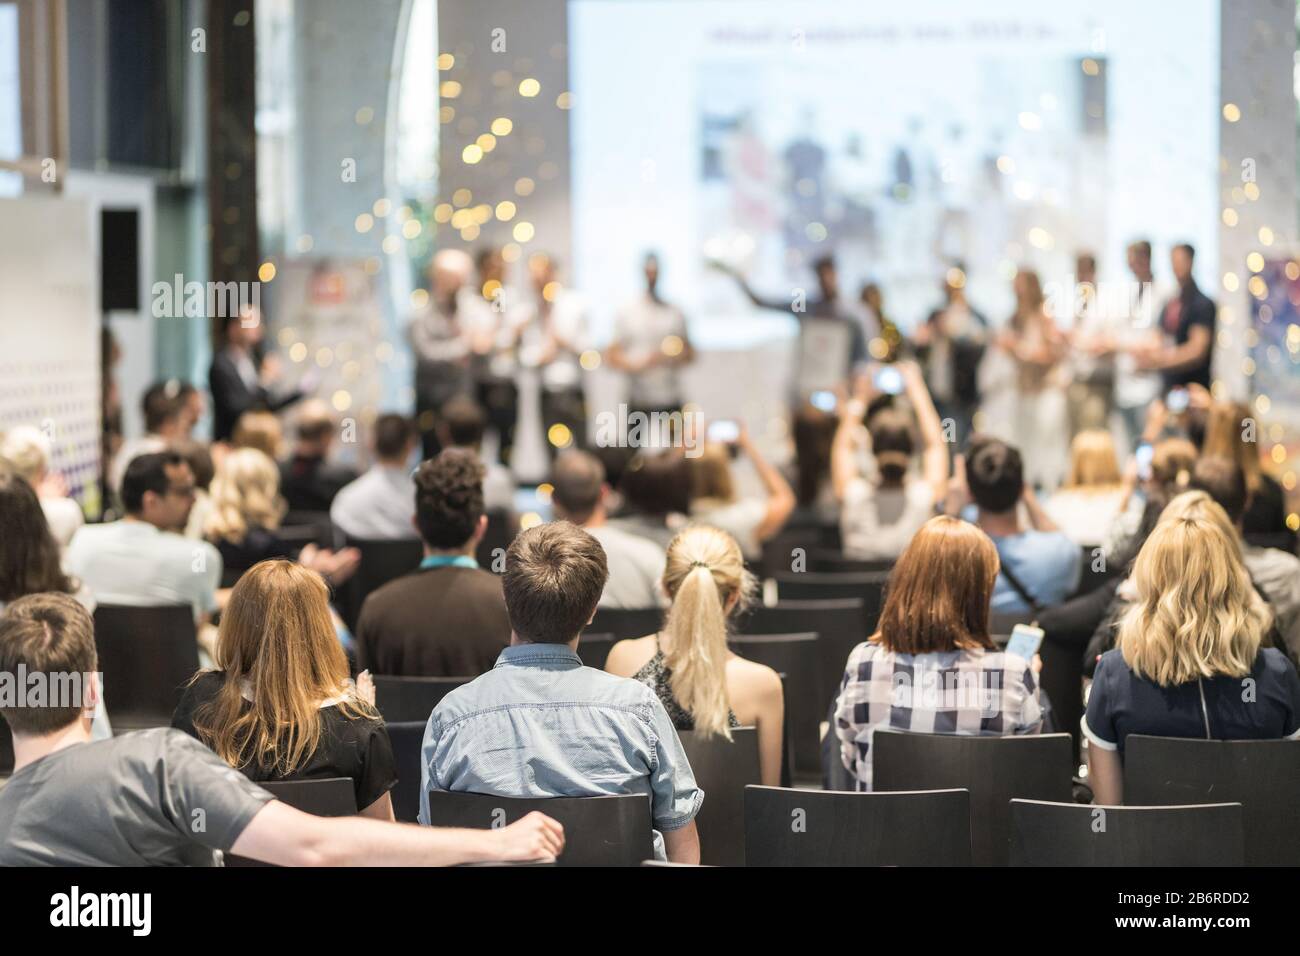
[1124,735,1300,866]
[281,509,337,546]
[372,675,471,723]
[678,727,761,866]
[989,610,1035,639]
[226,777,359,867]
[728,632,820,776]
[92,604,198,730]
[759,524,841,577]
[872,731,1074,866]
[342,536,424,628]
[589,606,663,641]
[739,598,869,707]
[807,549,894,575]
[773,572,887,630]
[385,721,426,823]
[474,508,518,570]
[424,791,653,866]
[0,714,12,776]
[744,786,972,866]
[576,632,618,671]
[1009,799,1244,866]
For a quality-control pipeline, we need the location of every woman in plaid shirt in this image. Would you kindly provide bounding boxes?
[834,515,1044,790]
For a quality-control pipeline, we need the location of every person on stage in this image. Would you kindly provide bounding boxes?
[998,268,1069,490]
[469,246,521,466]
[1136,243,1216,393]
[914,264,988,450]
[1111,240,1166,449]
[209,306,306,444]
[1065,252,1116,436]
[607,252,695,420]
[406,249,479,460]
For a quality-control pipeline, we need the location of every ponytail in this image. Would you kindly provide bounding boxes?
[662,563,733,739]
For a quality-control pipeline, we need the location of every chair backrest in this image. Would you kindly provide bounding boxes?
[989,610,1035,639]
[373,675,471,724]
[0,714,12,776]
[385,721,426,823]
[424,791,653,866]
[678,727,761,866]
[1009,799,1245,866]
[739,598,868,706]
[728,632,820,775]
[589,606,664,641]
[575,632,618,671]
[226,776,359,867]
[807,549,895,575]
[872,730,1074,866]
[1124,735,1300,866]
[474,509,518,569]
[773,571,888,629]
[91,604,199,730]
[744,786,972,866]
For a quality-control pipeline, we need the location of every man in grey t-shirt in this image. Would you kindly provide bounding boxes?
[0,593,564,867]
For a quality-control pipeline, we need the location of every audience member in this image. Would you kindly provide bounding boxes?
[1084,496,1300,804]
[550,450,666,609]
[330,413,420,540]
[0,426,83,549]
[689,424,796,560]
[231,409,284,461]
[605,526,784,786]
[0,472,93,613]
[66,453,222,626]
[173,561,396,818]
[420,521,703,863]
[835,516,1043,790]
[175,438,216,540]
[1102,436,1197,572]
[109,380,187,494]
[790,400,838,523]
[610,449,693,549]
[279,400,359,515]
[1201,400,1296,549]
[437,395,516,513]
[0,593,563,866]
[356,449,510,676]
[1044,429,1127,547]
[948,436,1081,614]
[833,361,949,561]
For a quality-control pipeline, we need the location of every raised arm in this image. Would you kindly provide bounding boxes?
[229,801,564,867]
[736,425,796,543]
[830,387,870,502]
[899,360,950,504]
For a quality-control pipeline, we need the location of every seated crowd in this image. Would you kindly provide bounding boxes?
[1,361,1298,867]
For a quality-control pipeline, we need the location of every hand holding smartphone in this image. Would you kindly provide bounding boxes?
[1005,623,1044,663]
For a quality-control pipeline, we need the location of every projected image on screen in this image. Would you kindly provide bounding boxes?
[569,0,1219,346]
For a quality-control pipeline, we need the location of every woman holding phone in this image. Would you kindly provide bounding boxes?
[688,421,796,561]
[831,360,950,561]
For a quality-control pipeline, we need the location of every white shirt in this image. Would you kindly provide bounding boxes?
[612,294,688,408]
[109,434,167,494]
[586,524,668,609]
[1044,488,1128,548]
[329,465,419,541]
[515,290,589,391]
[1114,280,1166,409]
[65,520,223,622]
[41,496,85,550]
[840,476,935,561]
[691,497,768,560]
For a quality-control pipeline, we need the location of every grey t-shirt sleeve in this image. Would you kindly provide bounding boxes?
[157,731,275,852]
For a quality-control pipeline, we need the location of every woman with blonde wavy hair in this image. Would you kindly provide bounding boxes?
[604,525,785,785]
[205,446,359,588]
[1084,491,1300,805]
[172,559,397,818]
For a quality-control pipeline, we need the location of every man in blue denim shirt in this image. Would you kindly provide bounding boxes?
[419,521,703,862]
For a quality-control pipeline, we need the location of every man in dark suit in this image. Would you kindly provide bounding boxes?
[1138,243,1216,391]
[208,308,305,441]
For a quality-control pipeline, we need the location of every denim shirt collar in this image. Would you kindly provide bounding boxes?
[495,643,582,669]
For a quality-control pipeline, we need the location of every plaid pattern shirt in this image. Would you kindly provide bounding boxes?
[835,641,1043,790]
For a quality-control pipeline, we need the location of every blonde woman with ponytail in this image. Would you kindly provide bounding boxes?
[605,525,784,785]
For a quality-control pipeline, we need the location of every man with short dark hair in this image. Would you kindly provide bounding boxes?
[356,448,510,676]
[279,399,359,514]
[947,436,1080,613]
[420,522,703,863]
[1137,242,1216,392]
[66,452,223,624]
[1192,457,1300,661]
[438,394,516,511]
[0,593,564,866]
[108,380,188,494]
[330,413,419,540]
[551,450,665,608]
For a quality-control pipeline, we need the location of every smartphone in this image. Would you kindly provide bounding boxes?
[809,390,837,413]
[1005,623,1045,663]
[1135,442,1154,482]
[707,419,740,444]
[1166,387,1190,414]
[874,365,904,395]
